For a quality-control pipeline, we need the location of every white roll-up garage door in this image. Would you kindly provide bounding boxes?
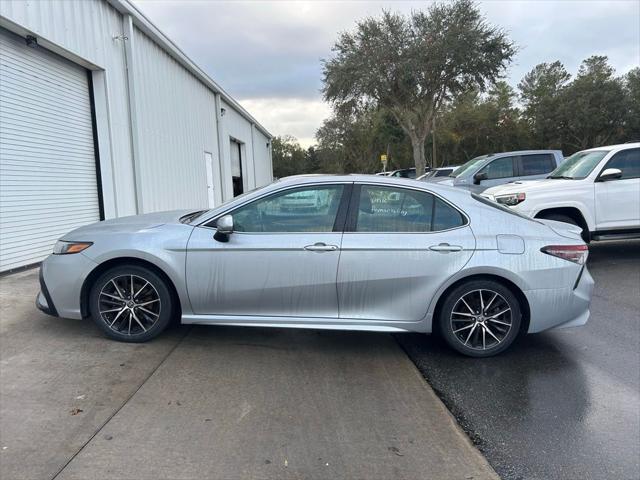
[0,28,101,272]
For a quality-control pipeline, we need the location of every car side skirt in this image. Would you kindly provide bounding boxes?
[181,314,429,333]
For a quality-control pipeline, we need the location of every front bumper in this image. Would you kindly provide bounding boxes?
[37,252,97,319]
[36,267,58,316]
[525,266,595,333]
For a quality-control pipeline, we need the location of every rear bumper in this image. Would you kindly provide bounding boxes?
[525,266,594,333]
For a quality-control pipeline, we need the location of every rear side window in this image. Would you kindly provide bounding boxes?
[479,157,515,179]
[354,185,465,232]
[603,148,639,179]
[520,154,555,175]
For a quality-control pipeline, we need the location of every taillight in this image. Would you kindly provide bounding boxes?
[541,244,588,265]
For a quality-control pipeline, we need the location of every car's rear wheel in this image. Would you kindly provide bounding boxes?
[438,280,521,357]
[89,265,173,342]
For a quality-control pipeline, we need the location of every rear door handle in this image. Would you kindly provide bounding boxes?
[429,243,463,252]
[304,242,339,252]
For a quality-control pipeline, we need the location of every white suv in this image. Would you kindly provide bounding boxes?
[482,143,640,242]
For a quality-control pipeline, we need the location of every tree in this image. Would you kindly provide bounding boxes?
[623,67,640,140]
[560,56,626,150]
[518,61,571,148]
[271,135,307,178]
[321,0,515,173]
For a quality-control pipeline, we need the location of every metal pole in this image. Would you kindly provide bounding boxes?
[432,116,436,169]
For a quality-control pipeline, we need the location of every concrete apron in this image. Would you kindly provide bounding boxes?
[1,270,496,480]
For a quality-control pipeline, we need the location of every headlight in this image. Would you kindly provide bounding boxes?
[53,241,93,255]
[495,192,526,206]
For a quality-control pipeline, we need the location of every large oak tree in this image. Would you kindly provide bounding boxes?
[322,0,515,172]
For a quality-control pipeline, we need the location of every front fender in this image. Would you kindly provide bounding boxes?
[80,224,195,316]
[527,201,595,231]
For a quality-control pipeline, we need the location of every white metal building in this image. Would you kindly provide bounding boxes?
[0,0,273,272]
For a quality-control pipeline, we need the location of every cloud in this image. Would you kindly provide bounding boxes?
[134,0,639,143]
[239,98,332,148]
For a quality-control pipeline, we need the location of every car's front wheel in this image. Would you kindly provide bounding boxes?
[438,280,521,357]
[89,265,174,342]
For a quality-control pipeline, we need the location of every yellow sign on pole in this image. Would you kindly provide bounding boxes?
[380,154,388,172]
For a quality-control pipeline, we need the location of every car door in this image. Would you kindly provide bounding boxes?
[337,183,475,322]
[186,183,350,317]
[471,156,518,192]
[517,153,557,181]
[594,148,640,229]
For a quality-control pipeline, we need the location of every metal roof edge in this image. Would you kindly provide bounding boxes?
[107,0,272,139]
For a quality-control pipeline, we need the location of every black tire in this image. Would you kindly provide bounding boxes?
[89,265,174,343]
[438,279,522,357]
[537,213,589,242]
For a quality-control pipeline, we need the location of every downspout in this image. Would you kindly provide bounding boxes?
[214,92,229,200]
[251,123,257,188]
[122,14,144,213]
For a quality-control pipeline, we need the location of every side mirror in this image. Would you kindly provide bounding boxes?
[598,168,622,182]
[214,214,234,242]
[473,172,488,185]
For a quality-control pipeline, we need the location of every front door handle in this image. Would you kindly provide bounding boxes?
[304,242,339,252]
[429,243,463,252]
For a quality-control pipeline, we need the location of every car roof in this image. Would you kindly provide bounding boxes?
[583,142,640,153]
[487,149,562,156]
[276,173,464,194]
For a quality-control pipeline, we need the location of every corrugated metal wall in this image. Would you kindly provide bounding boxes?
[132,28,222,211]
[0,0,272,221]
[0,0,138,217]
[253,129,274,188]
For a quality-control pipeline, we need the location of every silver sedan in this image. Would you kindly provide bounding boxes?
[37,175,594,357]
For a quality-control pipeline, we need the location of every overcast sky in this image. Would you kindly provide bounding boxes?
[134,0,640,147]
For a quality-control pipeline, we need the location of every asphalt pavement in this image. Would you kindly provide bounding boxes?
[398,239,640,480]
[0,270,496,480]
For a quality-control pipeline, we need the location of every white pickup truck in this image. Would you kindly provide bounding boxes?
[482,143,640,242]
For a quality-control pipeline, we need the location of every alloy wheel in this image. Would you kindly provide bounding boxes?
[450,289,512,351]
[98,274,161,335]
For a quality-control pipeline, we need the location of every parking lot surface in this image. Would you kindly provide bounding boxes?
[399,240,640,480]
[0,270,495,480]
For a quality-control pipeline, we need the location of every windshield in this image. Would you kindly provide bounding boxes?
[182,184,269,224]
[450,155,489,177]
[548,150,608,179]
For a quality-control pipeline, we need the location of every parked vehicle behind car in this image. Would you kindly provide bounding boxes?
[417,166,460,180]
[425,150,564,192]
[37,175,593,358]
[386,167,419,178]
[483,143,640,242]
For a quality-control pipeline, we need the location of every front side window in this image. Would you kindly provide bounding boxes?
[521,154,555,175]
[479,157,515,180]
[602,148,639,180]
[355,185,465,232]
[230,185,344,232]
